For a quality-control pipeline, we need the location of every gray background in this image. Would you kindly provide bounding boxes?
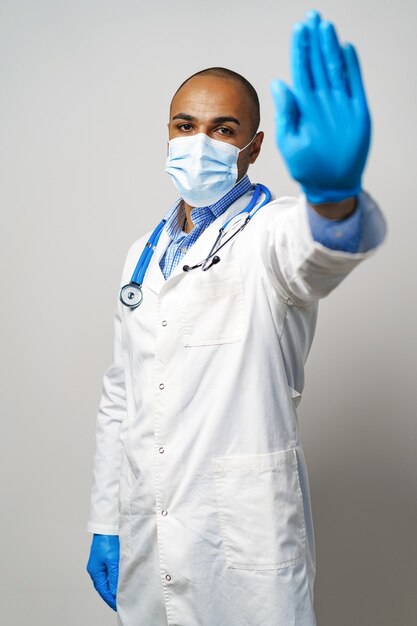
[1,0,416,624]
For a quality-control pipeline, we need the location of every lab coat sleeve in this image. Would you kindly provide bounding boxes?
[86,296,126,535]
[263,189,386,306]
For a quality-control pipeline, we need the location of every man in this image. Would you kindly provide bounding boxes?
[86,10,385,626]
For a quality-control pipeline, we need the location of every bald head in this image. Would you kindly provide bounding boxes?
[171,67,260,135]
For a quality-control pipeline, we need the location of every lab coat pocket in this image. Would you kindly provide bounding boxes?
[181,261,245,346]
[211,447,306,570]
[118,447,134,558]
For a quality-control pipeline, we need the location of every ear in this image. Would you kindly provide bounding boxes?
[249,131,264,164]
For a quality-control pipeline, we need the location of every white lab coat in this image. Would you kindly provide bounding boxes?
[87,188,386,626]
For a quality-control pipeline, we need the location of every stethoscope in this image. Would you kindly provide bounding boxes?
[119,183,272,309]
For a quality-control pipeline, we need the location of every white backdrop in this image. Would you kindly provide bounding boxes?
[1,1,416,624]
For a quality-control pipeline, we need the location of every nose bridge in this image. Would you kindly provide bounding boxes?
[195,120,211,135]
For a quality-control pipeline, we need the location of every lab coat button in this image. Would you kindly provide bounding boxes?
[165,574,171,581]
[161,509,168,516]
[181,246,187,253]
[158,446,165,454]
[162,320,167,326]
[159,383,165,390]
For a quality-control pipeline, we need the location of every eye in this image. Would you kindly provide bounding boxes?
[177,123,194,132]
[216,126,233,136]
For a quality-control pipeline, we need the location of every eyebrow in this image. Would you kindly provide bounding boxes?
[172,113,241,125]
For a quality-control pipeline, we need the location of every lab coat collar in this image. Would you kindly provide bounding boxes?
[143,188,257,295]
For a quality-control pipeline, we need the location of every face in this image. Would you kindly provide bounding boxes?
[168,75,264,181]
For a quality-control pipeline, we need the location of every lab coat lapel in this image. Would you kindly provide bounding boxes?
[167,218,222,281]
[144,190,254,295]
[168,190,255,282]
[143,219,219,295]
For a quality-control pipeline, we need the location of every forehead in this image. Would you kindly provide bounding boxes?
[170,75,252,124]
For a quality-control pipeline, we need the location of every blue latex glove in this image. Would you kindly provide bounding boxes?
[270,10,371,204]
[86,534,120,612]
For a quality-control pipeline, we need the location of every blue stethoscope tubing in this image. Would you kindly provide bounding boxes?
[119,218,167,308]
[119,183,272,309]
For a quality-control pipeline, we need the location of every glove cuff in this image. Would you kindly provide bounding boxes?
[302,183,362,205]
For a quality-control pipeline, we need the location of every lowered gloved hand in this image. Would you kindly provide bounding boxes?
[270,9,371,204]
[86,534,120,611]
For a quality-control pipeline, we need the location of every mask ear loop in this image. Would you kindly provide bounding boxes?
[238,132,258,153]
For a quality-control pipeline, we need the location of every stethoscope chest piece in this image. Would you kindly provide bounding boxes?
[120,283,143,309]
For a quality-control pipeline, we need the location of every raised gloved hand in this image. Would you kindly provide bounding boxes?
[270,10,371,204]
[86,534,120,612]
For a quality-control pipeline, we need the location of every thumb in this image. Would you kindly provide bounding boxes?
[270,79,299,140]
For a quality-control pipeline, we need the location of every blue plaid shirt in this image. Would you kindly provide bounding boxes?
[159,177,363,280]
[159,175,253,279]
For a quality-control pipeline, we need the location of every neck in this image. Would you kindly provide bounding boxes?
[183,201,194,233]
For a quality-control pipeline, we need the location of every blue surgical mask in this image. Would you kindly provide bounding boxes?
[165,132,256,207]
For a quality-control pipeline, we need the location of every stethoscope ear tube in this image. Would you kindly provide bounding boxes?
[183,184,271,273]
[202,255,221,271]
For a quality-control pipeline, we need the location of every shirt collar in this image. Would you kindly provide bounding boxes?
[164,174,253,242]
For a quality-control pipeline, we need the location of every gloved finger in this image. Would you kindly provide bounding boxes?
[108,560,119,597]
[305,9,328,91]
[270,80,300,139]
[93,573,117,611]
[319,20,348,94]
[342,42,368,108]
[291,22,313,95]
